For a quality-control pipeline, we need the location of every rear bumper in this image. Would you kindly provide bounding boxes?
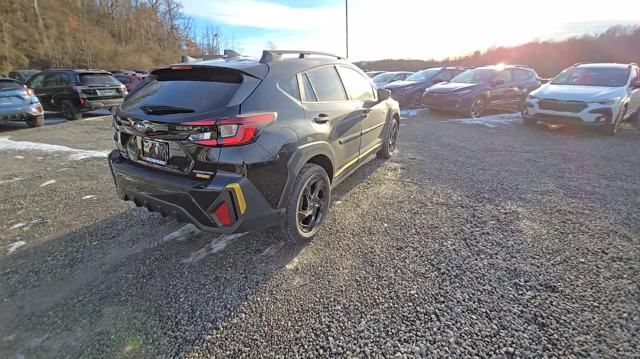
[0,104,43,122]
[81,98,123,112]
[108,150,285,234]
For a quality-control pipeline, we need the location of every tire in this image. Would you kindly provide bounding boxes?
[599,106,626,136]
[283,163,331,243]
[377,116,399,159]
[468,96,487,118]
[26,114,44,127]
[60,100,82,121]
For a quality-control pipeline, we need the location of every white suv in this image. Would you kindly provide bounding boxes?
[523,63,640,135]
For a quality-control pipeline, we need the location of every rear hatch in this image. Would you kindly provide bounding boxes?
[113,65,266,177]
[0,80,32,108]
[76,72,126,100]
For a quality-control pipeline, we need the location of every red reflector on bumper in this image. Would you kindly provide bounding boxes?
[213,202,232,226]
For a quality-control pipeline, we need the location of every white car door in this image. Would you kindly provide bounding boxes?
[627,66,640,117]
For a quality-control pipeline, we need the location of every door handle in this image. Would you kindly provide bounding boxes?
[314,114,330,123]
[361,109,372,118]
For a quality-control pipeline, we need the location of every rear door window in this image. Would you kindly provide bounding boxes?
[301,74,318,102]
[494,70,512,83]
[305,66,347,102]
[44,73,59,87]
[80,73,120,86]
[336,66,376,101]
[121,67,243,114]
[513,69,532,82]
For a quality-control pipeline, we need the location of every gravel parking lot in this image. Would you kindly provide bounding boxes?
[1,111,639,358]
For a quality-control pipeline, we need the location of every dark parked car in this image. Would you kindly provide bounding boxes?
[108,50,400,242]
[372,71,413,88]
[385,67,467,108]
[423,65,541,117]
[27,69,127,121]
[8,69,40,84]
[114,73,143,91]
[0,77,44,127]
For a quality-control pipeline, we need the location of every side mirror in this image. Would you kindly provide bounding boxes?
[632,80,640,89]
[377,88,391,101]
[491,79,505,87]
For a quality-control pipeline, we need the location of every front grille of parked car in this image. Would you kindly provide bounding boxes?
[538,99,587,113]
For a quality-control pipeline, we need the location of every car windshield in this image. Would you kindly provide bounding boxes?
[406,69,440,81]
[451,68,496,84]
[372,73,396,83]
[80,73,120,86]
[550,67,629,87]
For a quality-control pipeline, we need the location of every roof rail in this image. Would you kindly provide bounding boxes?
[572,63,582,67]
[260,50,344,63]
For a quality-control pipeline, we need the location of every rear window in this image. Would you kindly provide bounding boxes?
[79,73,120,86]
[0,80,21,90]
[121,68,243,114]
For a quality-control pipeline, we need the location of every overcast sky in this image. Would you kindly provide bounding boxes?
[181,0,640,61]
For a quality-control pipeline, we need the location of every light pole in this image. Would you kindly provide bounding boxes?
[345,0,349,58]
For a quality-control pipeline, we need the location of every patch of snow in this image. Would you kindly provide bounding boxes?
[14,155,24,159]
[9,223,26,230]
[82,195,96,199]
[0,138,109,161]
[163,223,202,242]
[449,113,522,128]
[0,177,24,185]
[40,180,56,187]
[7,241,26,254]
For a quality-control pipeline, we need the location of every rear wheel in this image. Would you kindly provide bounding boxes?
[468,96,487,118]
[377,117,399,159]
[284,164,331,243]
[61,100,82,121]
[26,114,44,127]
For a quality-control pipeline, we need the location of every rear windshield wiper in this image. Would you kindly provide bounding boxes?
[140,104,195,115]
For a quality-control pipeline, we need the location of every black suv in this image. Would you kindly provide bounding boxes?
[27,69,127,121]
[108,50,400,242]
[423,65,541,117]
[384,67,467,108]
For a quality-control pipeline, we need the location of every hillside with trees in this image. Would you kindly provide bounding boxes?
[0,0,234,73]
[356,26,640,77]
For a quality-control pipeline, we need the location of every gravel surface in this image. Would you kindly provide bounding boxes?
[0,111,639,358]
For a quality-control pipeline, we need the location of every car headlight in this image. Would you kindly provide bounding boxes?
[591,97,620,106]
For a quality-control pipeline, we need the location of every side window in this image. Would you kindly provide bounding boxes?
[336,66,376,101]
[44,73,59,87]
[305,66,347,102]
[513,69,531,82]
[494,70,512,83]
[57,73,70,85]
[116,75,131,84]
[434,70,453,82]
[301,74,317,102]
[8,72,19,80]
[29,73,45,89]
[278,76,300,100]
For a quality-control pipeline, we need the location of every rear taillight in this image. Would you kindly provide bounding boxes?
[21,88,35,96]
[183,112,276,147]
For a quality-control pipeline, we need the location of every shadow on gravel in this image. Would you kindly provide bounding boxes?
[0,155,386,358]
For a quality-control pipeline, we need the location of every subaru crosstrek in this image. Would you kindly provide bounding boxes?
[423,65,541,117]
[385,67,466,108]
[523,63,640,135]
[108,50,400,242]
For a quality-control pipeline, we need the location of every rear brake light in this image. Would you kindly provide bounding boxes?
[213,202,232,226]
[184,113,276,147]
[21,88,35,96]
[171,65,192,70]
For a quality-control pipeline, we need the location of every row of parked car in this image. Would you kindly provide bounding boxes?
[0,69,147,127]
[366,62,640,135]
